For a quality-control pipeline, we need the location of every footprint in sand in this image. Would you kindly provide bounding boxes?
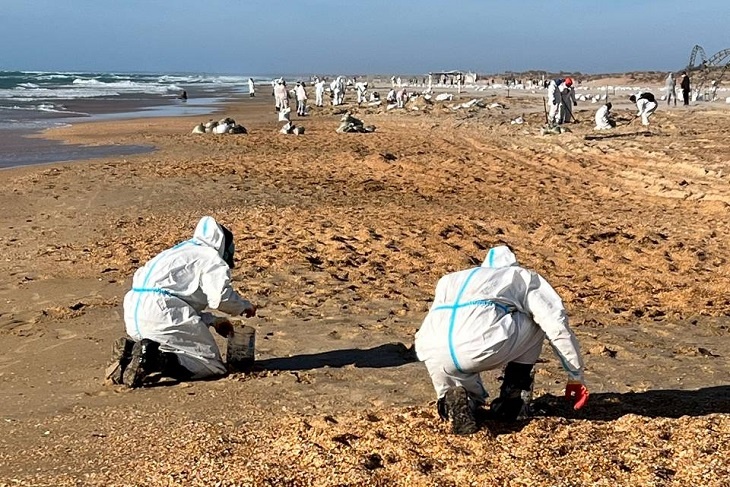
[34,330,78,354]
[55,328,77,340]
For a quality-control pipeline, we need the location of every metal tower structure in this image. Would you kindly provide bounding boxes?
[685,45,730,100]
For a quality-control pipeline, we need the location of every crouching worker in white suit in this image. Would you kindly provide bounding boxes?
[414,245,588,435]
[629,92,657,126]
[106,216,257,388]
[594,102,615,130]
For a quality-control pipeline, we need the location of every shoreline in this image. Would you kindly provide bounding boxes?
[0,86,238,168]
[4,76,728,171]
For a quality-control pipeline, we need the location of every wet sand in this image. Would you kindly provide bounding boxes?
[0,81,728,486]
[0,87,235,168]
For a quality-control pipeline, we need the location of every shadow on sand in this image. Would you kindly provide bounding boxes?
[532,385,730,420]
[584,130,652,140]
[475,386,730,436]
[256,342,417,371]
[257,347,728,420]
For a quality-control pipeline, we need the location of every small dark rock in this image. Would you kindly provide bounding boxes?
[363,453,384,470]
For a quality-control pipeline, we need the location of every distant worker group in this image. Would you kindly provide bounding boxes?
[547,77,577,125]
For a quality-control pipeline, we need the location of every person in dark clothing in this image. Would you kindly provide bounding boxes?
[680,72,691,106]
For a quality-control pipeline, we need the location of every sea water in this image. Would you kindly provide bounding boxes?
[0,70,269,167]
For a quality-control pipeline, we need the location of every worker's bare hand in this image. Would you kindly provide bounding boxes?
[241,305,257,318]
[213,319,234,338]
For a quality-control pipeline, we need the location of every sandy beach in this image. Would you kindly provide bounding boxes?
[1,80,729,486]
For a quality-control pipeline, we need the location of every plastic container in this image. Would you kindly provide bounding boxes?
[226,325,256,371]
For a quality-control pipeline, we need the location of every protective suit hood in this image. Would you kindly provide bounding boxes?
[192,216,235,267]
[482,245,518,268]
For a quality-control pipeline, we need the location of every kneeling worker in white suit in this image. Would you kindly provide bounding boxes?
[106,216,257,388]
[414,245,588,434]
[594,102,615,130]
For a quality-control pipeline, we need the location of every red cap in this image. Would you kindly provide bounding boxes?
[564,77,573,87]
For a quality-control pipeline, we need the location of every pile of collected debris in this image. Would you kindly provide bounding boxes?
[280,121,305,135]
[192,118,247,135]
[337,113,376,133]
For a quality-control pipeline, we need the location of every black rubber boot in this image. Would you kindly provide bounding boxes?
[160,352,193,382]
[490,362,535,422]
[443,387,479,435]
[437,396,449,420]
[123,339,162,388]
[105,337,136,385]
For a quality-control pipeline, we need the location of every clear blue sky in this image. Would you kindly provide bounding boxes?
[2,0,728,75]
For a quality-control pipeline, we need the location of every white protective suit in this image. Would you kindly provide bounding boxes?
[594,104,613,130]
[558,84,577,124]
[635,95,658,126]
[396,88,408,108]
[315,80,325,106]
[123,216,254,379]
[355,82,368,104]
[665,73,676,105]
[295,84,307,115]
[274,80,288,110]
[414,245,584,402]
[331,76,345,106]
[547,79,562,124]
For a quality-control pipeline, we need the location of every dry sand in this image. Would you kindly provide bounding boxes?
[1,86,729,486]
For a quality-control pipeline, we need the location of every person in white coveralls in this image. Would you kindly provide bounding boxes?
[295,81,308,116]
[273,79,289,112]
[594,102,615,130]
[414,245,589,434]
[248,78,255,97]
[665,73,677,107]
[106,216,257,388]
[355,81,368,104]
[331,76,346,106]
[629,92,658,126]
[314,78,326,107]
[547,77,574,125]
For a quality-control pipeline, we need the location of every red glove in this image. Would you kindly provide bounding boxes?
[565,381,589,410]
